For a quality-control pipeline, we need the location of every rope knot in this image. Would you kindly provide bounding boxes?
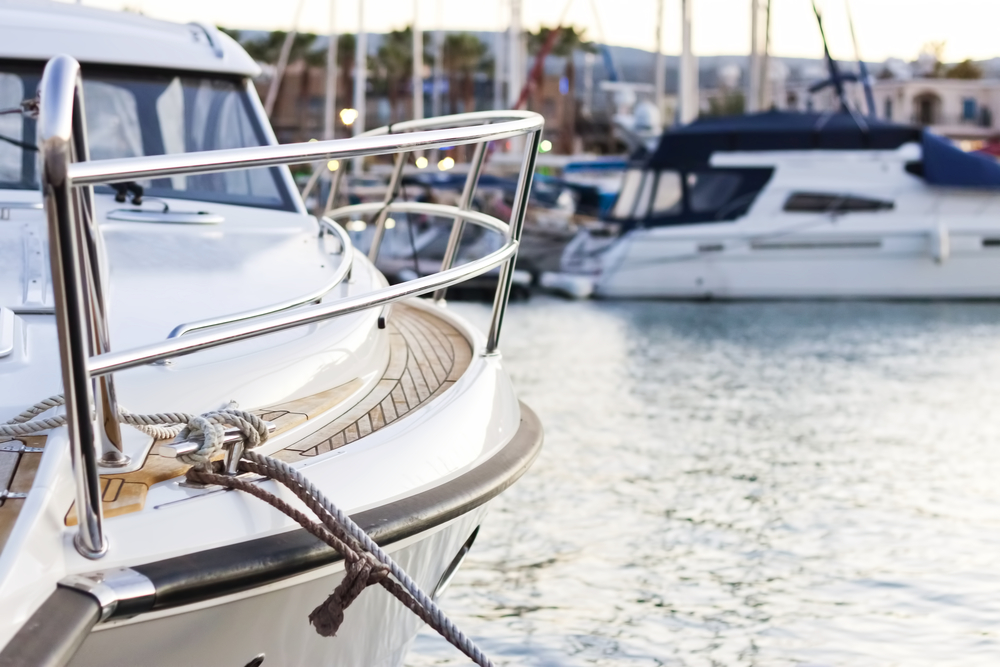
[174,408,270,471]
[309,552,391,637]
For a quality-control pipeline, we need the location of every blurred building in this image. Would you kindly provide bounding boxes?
[782,59,1000,143]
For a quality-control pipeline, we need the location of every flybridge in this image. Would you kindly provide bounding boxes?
[644,111,923,171]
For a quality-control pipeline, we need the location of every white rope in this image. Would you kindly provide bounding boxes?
[0,396,68,437]
[0,396,268,468]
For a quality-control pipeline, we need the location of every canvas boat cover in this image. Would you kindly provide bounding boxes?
[642,110,1000,189]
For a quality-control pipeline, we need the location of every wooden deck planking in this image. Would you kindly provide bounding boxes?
[0,436,47,549]
[58,302,473,523]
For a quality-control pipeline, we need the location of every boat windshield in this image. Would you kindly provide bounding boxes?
[0,62,295,211]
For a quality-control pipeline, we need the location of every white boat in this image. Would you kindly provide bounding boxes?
[0,3,544,666]
[560,111,1000,299]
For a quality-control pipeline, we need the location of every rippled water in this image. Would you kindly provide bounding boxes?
[406,298,1000,666]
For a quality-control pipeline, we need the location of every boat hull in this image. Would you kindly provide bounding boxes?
[69,509,486,667]
[587,226,1000,299]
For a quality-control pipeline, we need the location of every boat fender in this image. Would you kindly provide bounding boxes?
[930,223,950,264]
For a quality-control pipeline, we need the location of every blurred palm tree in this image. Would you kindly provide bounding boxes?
[443,33,487,115]
[377,28,412,123]
[528,26,595,153]
[224,29,326,66]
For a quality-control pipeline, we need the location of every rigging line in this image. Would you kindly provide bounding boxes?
[0,133,37,151]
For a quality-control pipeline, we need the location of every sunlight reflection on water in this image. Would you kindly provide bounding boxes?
[406,298,1000,666]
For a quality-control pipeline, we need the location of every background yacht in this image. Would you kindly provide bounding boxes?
[560,110,1000,299]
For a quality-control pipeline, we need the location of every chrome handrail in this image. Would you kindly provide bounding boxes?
[88,236,518,377]
[66,111,540,186]
[328,201,510,236]
[168,200,510,339]
[167,217,355,338]
[36,55,543,559]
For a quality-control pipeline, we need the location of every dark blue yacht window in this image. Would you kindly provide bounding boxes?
[688,172,742,213]
[784,192,894,213]
[610,167,772,228]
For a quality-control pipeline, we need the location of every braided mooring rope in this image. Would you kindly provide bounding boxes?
[2,396,494,666]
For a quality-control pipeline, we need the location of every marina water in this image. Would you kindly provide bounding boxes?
[407,297,1000,666]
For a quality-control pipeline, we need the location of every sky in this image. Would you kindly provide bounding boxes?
[68,0,1000,64]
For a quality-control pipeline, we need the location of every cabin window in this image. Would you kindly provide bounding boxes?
[0,70,36,190]
[80,73,293,210]
[633,170,656,219]
[614,167,772,227]
[612,169,644,218]
[651,171,682,215]
[884,97,893,121]
[84,81,144,160]
[687,172,743,214]
[783,192,894,213]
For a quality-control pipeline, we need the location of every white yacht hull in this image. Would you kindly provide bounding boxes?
[588,224,1000,300]
[70,510,485,667]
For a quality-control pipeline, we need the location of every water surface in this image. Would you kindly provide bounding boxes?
[407,298,1000,666]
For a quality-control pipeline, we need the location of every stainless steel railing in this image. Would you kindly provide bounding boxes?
[37,54,542,558]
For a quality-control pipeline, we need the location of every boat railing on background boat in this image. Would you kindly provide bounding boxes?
[37,54,543,560]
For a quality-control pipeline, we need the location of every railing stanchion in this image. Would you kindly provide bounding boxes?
[368,152,407,262]
[68,86,130,467]
[434,141,488,303]
[39,55,107,558]
[485,129,541,355]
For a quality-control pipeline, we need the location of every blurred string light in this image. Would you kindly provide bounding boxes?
[385,217,396,229]
[327,159,340,171]
[347,219,367,232]
[438,156,455,171]
[415,156,429,169]
[339,108,359,125]
[539,139,553,153]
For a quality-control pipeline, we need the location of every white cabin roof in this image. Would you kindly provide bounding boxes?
[0,0,259,77]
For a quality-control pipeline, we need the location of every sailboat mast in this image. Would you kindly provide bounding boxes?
[412,0,424,121]
[432,0,444,116]
[324,0,338,140]
[678,0,698,124]
[654,0,665,116]
[846,0,876,117]
[353,0,367,136]
[494,3,505,111]
[811,0,848,112]
[264,0,306,118]
[761,0,770,111]
[748,0,762,113]
[507,0,523,109]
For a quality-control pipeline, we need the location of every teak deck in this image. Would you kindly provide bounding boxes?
[0,302,473,543]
